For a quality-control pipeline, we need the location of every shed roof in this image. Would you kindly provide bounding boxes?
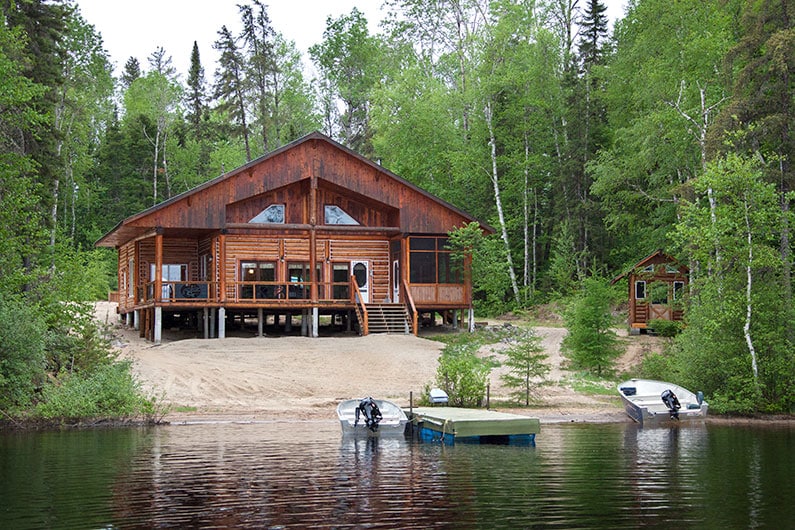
[610,250,688,284]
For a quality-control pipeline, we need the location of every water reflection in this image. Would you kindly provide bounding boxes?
[1,421,794,528]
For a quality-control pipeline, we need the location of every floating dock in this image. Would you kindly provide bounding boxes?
[406,407,540,445]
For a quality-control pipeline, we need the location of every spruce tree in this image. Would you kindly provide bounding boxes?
[213,25,252,161]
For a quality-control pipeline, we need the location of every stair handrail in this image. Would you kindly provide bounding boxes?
[402,279,418,336]
[351,275,368,335]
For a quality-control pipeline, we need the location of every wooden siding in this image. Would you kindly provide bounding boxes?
[409,284,466,306]
[329,239,389,301]
[121,136,476,235]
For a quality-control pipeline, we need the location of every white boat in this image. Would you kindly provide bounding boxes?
[337,397,408,436]
[617,379,708,425]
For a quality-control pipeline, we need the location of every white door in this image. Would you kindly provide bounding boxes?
[392,259,400,303]
[352,261,370,303]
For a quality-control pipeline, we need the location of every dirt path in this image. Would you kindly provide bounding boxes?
[96,302,640,423]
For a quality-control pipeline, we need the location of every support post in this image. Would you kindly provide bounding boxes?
[133,309,140,330]
[258,308,264,336]
[154,307,162,345]
[210,308,216,338]
[312,307,319,338]
[203,307,209,339]
[218,307,226,339]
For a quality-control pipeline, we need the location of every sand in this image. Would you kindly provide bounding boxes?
[94,302,647,424]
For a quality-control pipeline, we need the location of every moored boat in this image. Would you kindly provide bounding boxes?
[618,379,708,425]
[337,397,408,436]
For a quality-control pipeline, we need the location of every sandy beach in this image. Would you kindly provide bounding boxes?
[94,302,651,424]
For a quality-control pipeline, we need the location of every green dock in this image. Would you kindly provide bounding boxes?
[406,407,540,445]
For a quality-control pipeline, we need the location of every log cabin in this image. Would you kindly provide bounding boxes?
[96,132,493,343]
[611,250,688,334]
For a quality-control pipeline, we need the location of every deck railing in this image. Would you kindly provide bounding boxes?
[137,280,353,305]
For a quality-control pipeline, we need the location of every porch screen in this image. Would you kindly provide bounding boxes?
[409,237,463,284]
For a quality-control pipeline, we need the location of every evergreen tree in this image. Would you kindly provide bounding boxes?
[213,24,252,161]
[561,277,621,376]
[709,0,795,336]
[239,0,276,154]
[500,329,549,406]
[185,41,207,138]
[120,56,141,89]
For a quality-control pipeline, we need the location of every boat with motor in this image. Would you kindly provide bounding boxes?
[617,379,708,425]
[337,397,408,436]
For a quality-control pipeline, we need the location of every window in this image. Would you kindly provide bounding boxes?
[250,204,285,224]
[151,263,187,282]
[332,263,350,299]
[635,280,646,300]
[324,205,359,225]
[150,263,187,299]
[673,281,685,300]
[127,257,135,297]
[240,261,276,299]
[287,262,321,299]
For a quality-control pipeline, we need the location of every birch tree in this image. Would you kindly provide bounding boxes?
[674,155,787,411]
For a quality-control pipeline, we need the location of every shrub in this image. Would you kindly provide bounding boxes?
[433,343,491,407]
[34,361,157,421]
[648,319,682,337]
[0,296,47,411]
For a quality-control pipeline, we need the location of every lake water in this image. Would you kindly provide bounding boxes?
[1,420,793,529]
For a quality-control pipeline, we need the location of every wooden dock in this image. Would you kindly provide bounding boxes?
[406,407,540,445]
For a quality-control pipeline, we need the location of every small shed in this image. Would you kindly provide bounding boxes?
[611,250,688,334]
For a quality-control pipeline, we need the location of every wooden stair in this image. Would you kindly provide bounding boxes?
[360,303,412,334]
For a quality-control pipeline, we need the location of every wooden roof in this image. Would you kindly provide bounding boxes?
[610,249,688,284]
[96,131,493,248]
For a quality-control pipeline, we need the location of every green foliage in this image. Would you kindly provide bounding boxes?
[561,277,622,376]
[34,361,156,421]
[670,154,795,413]
[499,329,550,406]
[0,296,47,411]
[433,343,492,408]
[647,319,682,338]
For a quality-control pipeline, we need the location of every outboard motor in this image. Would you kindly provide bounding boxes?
[661,389,681,420]
[355,397,383,432]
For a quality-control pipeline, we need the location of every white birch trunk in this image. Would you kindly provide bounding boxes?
[485,101,520,303]
[743,196,759,383]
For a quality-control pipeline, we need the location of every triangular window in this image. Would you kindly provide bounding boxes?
[324,205,359,225]
[250,204,285,224]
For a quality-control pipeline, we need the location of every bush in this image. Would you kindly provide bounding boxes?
[648,319,682,337]
[34,361,158,421]
[0,296,47,411]
[433,343,491,407]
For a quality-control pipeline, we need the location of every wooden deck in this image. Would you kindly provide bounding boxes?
[406,407,540,445]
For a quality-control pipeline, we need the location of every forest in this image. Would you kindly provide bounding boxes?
[0,0,793,418]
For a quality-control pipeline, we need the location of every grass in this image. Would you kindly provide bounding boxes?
[566,374,617,396]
